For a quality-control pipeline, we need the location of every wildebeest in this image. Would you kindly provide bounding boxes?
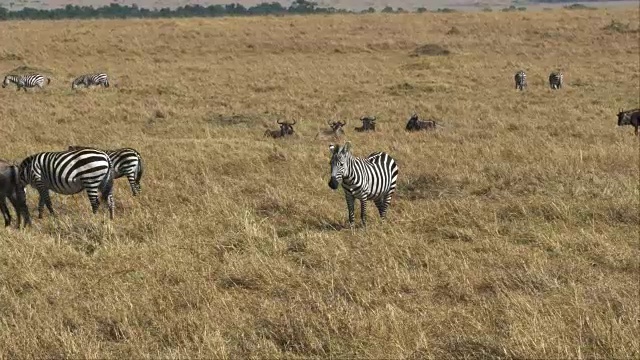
[264,119,296,138]
[0,159,31,228]
[315,119,347,140]
[617,108,640,135]
[405,113,438,132]
[355,116,376,132]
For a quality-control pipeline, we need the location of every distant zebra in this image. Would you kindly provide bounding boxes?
[71,73,110,90]
[328,142,399,228]
[68,145,144,196]
[514,70,527,91]
[18,148,115,219]
[2,74,51,91]
[549,71,563,89]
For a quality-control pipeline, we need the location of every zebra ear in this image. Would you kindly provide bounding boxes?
[342,141,352,153]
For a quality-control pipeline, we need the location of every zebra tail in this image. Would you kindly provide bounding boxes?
[46,78,51,85]
[135,155,144,183]
[99,158,115,203]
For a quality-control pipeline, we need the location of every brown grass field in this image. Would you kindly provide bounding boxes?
[0,8,639,359]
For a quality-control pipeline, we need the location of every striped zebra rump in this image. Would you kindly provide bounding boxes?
[72,73,110,89]
[2,74,50,91]
[549,71,563,89]
[514,71,527,91]
[68,145,143,196]
[19,149,115,219]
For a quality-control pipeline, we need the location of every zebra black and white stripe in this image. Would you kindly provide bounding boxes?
[18,148,115,219]
[71,73,110,89]
[548,71,563,90]
[68,145,143,196]
[2,74,51,91]
[514,70,527,91]
[328,142,399,228]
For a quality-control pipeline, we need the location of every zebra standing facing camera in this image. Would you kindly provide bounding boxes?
[71,73,110,89]
[18,148,116,220]
[514,70,527,91]
[549,71,564,90]
[327,141,399,228]
[2,74,51,91]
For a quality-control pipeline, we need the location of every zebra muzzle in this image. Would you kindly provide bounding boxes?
[329,177,339,190]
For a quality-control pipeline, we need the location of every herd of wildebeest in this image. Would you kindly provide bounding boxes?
[0,68,638,231]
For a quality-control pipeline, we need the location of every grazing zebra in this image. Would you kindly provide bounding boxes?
[18,148,115,219]
[514,70,527,91]
[328,141,399,228]
[549,71,563,89]
[2,74,51,91]
[71,73,110,89]
[68,145,144,196]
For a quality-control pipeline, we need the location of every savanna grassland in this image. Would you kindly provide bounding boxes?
[0,8,638,359]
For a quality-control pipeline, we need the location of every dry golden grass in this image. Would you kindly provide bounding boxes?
[0,8,638,359]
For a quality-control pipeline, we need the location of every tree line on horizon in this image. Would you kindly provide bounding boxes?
[0,0,448,20]
[0,0,603,21]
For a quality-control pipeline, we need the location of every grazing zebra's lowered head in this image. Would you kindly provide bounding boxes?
[405,113,438,132]
[514,70,527,91]
[71,73,110,90]
[68,145,144,196]
[617,108,640,135]
[354,116,376,132]
[549,71,563,89]
[0,159,31,229]
[264,119,296,138]
[2,74,51,91]
[18,148,115,220]
[328,141,399,228]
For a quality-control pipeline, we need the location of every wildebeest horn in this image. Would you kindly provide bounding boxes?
[327,119,333,126]
[277,119,284,124]
[291,119,296,125]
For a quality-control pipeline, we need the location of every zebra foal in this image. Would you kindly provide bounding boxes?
[514,70,527,91]
[2,74,51,91]
[71,73,110,89]
[18,148,115,219]
[68,145,144,196]
[328,141,399,228]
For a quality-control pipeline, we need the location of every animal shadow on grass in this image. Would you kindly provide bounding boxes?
[303,218,349,231]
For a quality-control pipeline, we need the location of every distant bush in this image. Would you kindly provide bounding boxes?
[434,8,457,13]
[563,4,596,10]
[502,5,527,12]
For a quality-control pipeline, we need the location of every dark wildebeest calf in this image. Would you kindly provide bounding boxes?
[354,116,376,132]
[617,108,640,135]
[328,119,347,136]
[264,119,296,138]
[405,113,438,132]
[0,159,31,228]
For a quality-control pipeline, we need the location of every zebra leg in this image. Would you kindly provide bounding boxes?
[37,188,55,218]
[345,193,356,228]
[360,199,368,228]
[128,175,139,196]
[0,198,11,227]
[107,193,114,220]
[374,193,394,220]
[86,188,101,214]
